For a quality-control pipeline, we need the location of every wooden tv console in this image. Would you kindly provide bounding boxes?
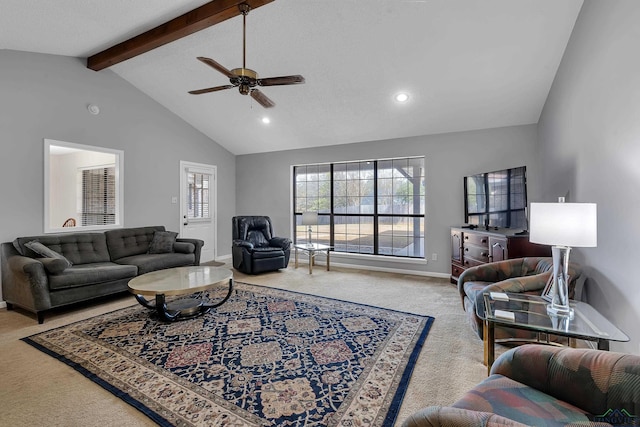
[450,227,551,284]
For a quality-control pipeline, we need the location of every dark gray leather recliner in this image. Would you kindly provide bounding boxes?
[232,216,291,274]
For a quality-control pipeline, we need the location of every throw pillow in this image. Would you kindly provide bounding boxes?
[24,240,72,268]
[148,231,178,254]
[40,258,69,274]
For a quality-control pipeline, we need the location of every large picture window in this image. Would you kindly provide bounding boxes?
[294,157,425,258]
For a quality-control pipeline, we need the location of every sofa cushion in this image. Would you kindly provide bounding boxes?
[148,231,178,254]
[14,233,111,265]
[452,374,592,426]
[251,247,285,259]
[48,262,138,291]
[105,226,165,260]
[115,252,195,275]
[533,257,554,275]
[235,217,273,245]
[24,240,72,268]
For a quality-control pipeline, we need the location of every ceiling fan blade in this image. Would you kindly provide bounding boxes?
[188,85,235,95]
[258,75,305,86]
[196,56,234,78]
[250,89,275,108]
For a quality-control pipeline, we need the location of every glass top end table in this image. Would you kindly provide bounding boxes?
[478,291,629,374]
[293,243,332,274]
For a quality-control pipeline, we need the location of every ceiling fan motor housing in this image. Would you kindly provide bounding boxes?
[231,68,258,95]
[231,68,257,80]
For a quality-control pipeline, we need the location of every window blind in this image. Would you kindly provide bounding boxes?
[81,167,116,226]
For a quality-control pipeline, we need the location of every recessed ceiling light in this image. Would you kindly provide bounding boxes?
[262,117,271,124]
[394,93,409,103]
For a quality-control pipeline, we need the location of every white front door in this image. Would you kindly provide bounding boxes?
[180,161,217,263]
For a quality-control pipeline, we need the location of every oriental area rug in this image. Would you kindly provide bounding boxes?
[23,282,434,427]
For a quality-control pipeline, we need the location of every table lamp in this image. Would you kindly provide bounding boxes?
[301,212,318,247]
[529,198,597,318]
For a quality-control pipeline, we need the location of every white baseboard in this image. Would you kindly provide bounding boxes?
[294,252,449,279]
[0,301,6,309]
[328,261,450,279]
[225,250,449,279]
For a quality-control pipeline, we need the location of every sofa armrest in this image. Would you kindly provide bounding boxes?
[233,239,254,250]
[269,237,291,250]
[458,258,527,295]
[4,255,52,311]
[173,241,195,254]
[175,238,204,265]
[490,344,640,416]
[401,406,529,427]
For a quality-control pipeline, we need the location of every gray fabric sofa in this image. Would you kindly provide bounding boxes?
[1,226,204,323]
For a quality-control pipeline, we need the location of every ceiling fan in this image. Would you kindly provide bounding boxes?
[188,3,305,108]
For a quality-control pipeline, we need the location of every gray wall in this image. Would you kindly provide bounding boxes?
[538,0,640,353]
[237,124,540,275]
[0,50,235,301]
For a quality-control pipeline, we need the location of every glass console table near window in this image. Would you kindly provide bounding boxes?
[294,243,332,274]
[478,292,629,374]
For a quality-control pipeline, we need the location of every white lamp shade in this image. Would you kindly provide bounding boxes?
[301,212,318,226]
[529,202,597,247]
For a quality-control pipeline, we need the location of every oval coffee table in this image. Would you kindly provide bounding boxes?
[128,266,233,321]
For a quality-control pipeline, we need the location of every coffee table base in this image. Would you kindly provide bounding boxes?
[134,278,234,322]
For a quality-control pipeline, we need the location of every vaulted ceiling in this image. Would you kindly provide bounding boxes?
[1,0,583,155]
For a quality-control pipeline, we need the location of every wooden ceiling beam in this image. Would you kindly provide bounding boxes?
[87,0,274,71]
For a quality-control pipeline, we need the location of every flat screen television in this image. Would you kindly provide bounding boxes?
[464,166,527,229]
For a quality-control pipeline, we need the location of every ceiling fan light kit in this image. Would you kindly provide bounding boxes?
[189,3,305,108]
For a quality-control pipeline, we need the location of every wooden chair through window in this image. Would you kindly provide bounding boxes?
[62,218,76,227]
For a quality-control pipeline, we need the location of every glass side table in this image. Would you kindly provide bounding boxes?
[293,243,332,274]
[477,292,629,374]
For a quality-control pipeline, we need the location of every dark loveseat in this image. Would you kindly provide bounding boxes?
[1,226,203,323]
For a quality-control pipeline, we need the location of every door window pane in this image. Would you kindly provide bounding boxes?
[187,172,210,219]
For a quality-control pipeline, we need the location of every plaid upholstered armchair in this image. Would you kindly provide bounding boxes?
[403,344,640,426]
[458,257,582,340]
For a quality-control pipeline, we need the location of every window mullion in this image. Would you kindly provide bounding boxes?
[373,160,379,255]
[330,163,334,248]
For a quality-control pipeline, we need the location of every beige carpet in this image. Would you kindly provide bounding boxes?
[0,262,489,426]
